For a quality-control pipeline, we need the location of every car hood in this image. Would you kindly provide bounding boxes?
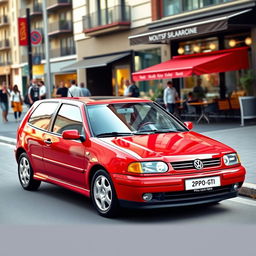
[99,131,234,160]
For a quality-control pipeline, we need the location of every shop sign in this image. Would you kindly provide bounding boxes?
[18,18,28,46]
[148,27,198,42]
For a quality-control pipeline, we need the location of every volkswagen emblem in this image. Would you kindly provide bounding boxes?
[193,159,204,170]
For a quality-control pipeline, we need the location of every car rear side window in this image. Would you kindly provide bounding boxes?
[52,104,83,135]
[28,102,58,130]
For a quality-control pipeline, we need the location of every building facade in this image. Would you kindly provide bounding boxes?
[65,0,169,97]
[130,0,256,98]
[19,0,77,95]
[0,0,21,88]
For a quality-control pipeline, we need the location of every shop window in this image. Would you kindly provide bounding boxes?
[135,48,161,98]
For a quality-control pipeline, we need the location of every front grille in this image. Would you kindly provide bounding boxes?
[171,158,221,170]
[152,185,233,201]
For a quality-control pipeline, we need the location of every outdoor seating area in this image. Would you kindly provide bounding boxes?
[174,93,246,123]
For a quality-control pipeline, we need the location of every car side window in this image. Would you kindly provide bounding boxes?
[52,104,84,135]
[28,102,58,130]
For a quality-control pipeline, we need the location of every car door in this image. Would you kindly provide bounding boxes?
[43,103,87,187]
[26,101,59,174]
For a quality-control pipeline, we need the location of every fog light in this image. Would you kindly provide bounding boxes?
[143,193,153,201]
[233,183,239,191]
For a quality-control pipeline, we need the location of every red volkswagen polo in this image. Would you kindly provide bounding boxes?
[16,97,245,217]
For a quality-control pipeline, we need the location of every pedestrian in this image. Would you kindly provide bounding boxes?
[38,80,47,100]
[163,80,179,114]
[124,79,140,97]
[68,80,82,97]
[27,79,40,107]
[193,77,205,101]
[10,85,23,122]
[0,82,10,123]
[56,81,68,97]
[79,82,91,96]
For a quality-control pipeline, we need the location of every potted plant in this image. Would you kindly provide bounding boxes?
[240,70,254,96]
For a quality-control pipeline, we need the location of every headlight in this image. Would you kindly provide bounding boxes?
[128,161,168,174]
[223,153,240,166]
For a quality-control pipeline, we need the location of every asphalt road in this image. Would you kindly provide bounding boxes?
[1,142,256,226]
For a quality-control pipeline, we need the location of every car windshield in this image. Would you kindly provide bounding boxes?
[86,102,187,137]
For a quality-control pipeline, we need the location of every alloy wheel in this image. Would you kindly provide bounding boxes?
[19,156,31,186]
[93,175,112,212]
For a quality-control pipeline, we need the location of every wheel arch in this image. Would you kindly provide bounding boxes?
[16,147,26,163]
[87,164,109,188]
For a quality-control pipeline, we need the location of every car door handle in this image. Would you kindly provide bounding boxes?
[44,139,52,145]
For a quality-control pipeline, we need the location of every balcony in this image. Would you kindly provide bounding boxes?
[0,61,12,66]
[83,5,131,36]
[47,0,72,12]
[48,20,73,37]
[0,15,9,26]
[30,4,43,17]
[0,39,10,51]
[0,0,9,4]
[50,46,76,58]
[21,52,45,64]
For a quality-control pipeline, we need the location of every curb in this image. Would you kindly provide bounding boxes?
[239,182,256,199]
[0,135,255,199]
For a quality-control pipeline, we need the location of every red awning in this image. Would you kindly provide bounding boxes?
[132,47,249,81]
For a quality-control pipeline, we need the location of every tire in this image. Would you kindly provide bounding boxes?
[91,169,119,218]
[18,153,41,191]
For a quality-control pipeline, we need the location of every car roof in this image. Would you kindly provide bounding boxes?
[44,97,152,105]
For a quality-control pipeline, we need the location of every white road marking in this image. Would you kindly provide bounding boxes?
[0,142,15,149]
[228,197,256,207]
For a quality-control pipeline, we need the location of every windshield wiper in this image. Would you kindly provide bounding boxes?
[96,132,134,138]
[134,129,183,135]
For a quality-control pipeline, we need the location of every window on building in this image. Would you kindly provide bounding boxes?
[162,0,236,17]
[135,48,161,98]
[60,36,75,56]
[163,0,181,16]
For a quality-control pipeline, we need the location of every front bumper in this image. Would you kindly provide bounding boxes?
[112,165,245,208]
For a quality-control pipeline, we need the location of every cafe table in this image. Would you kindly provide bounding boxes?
[188,101,210,124]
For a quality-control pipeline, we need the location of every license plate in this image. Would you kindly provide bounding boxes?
[185,176,221,191]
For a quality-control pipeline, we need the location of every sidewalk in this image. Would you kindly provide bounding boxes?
[0,111,255,198]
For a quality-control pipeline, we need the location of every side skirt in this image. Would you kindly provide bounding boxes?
[34,172,90,198]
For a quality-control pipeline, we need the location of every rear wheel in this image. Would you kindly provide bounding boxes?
[18,153,41,191]
[91,170,119,218]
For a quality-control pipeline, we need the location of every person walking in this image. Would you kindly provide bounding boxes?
[0,82,10,123]
[38,80,47,100]
[124,79,140,97]
[27,79,40,107]
[163,80,179,114]
[10,85,23,122]
[79,82,91,96]
[68,80,82,97]
[56,81,68,97]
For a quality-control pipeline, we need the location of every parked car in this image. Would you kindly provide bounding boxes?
[16,97,246,217]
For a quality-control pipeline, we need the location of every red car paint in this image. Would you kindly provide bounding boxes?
[16,97,246,215]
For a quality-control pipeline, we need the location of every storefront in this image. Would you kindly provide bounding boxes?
[50,59,77,90]
[129,6,256,100]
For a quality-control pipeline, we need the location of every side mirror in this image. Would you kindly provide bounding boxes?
[184,121,193,130]
[62,130,85,142]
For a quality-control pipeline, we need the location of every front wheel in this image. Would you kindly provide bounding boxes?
[18,153,41,191]
[91,170,119,218]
